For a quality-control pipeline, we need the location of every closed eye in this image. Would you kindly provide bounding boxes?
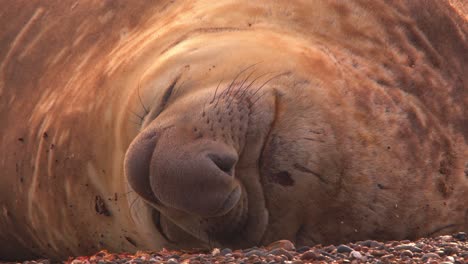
[140,75,181,128]
[160,77,178,109]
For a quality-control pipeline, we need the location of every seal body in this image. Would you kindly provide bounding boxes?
[0,0,467,260]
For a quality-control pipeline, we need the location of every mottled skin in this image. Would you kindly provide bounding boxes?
[0,0,467,261]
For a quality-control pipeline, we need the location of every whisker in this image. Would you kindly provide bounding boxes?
[129,109,144,121]
[209,78,224,105]
[227,69,257,108]
[221,63,260,100]
[137,79,149,114]
[238,71,273,101]
[251,90,269,107]
[249,72,285,100]
[129,120,143,128]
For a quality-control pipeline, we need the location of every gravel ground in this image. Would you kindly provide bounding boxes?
[18,232,467,264]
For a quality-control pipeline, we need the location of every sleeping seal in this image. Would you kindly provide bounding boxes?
[0,0,466,260]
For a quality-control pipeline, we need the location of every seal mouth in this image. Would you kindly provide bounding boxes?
[213,185,242,216]
[151,208,173,243]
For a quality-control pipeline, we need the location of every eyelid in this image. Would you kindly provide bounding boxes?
[141,75,183,128]
[160,77,178,109]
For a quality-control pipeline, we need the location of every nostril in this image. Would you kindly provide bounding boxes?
[207,152,237,175]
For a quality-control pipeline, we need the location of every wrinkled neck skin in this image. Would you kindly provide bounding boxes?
[121,0,467,250]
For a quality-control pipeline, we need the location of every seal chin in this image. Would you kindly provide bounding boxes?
[214,185,242,216]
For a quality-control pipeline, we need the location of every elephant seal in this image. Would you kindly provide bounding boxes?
[0,0,466,261]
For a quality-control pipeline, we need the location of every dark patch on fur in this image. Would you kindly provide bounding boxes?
[270,171,295,186]
[95,195,111,216]
[377,183,387,189]
[124,236,137,247]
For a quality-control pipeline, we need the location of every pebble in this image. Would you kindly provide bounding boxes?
[336,244,353,253]
[444,246,458,255]
[266,240,295,251]
[322,245,336,252]
[243,246,259,252]
[245,249,266,257]
[400,250,414,257]
[422,252,441,262]
[370,249,387,257]
[220,248,232,255]
[166,258,178,264]
[445,256,456,263]
[440,235,453,241]
[232,252,243,258]
[284,261,303,264]
[349,250,364,260]
[211,248,220,257]
[295,246,310,253]
[269,248,293,260]
[299,250,320,261]
[394,244,423,252]
[357,240,384,248]
[452,232,466,241]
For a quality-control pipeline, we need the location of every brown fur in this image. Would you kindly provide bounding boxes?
[0,0,466,261]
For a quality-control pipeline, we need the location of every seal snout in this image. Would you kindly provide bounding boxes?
[207,152,237,176]
[125,126,243,218]
[149,135,241,217]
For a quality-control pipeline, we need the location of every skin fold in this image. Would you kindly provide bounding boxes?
[0,0,466,261]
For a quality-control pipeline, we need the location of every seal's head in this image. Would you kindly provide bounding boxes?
[125,68,278,248]
[123,30,316,248]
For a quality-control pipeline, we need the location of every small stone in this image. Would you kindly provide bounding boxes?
[370,250,387,257]
[440,235,453,241]
[300,250,320,261]
[394,244,423,252]
[296,246,310,253]
[400,250,413,257]
[381,254,395,260]
[273,256,283,262]
[211,248,220,256]
[336,245,353,253]
[245,249,266,257]
[243,246,259,252]
[167,259,179,264]
[349,250,364,260]
[221,248,232,255]
[289,261,303,264]
[269,248,293,260]
[445,256,455,263]
[232,252,243,258]
[266,240,296,251]
[357,240,383,248]
[422,253,441,262]
[452,232,466,241]
[316,250,334,260]
[444,246,458,255]
[322,245,336,253]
